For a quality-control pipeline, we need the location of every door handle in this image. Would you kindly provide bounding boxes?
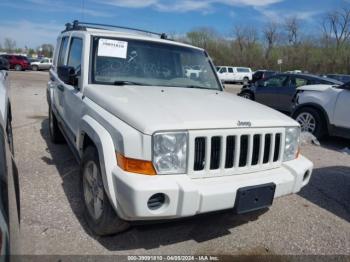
[57,84,64,92]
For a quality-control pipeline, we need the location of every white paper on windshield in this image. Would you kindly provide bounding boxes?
[98,39,128,59]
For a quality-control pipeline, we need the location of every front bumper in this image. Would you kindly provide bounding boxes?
[113,155,313,221]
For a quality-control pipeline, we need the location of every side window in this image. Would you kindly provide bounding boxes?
[67,37,83,73]
[219,67,227,73]
[290,77,308,87]
[228,67,234,73]
[264,76,288,88]
[57,37,69,67]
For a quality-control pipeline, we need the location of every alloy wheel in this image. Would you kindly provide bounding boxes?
[296,112,316,133]
[83,161,104,220]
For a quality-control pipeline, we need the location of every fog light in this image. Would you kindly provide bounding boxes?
[147,193,166,210]
[303,171,310,181]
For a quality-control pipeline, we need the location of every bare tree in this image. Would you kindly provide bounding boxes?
[284,16,300,46]
[322,7,350,49]
[4,38,16,53]
[264,21,279,59]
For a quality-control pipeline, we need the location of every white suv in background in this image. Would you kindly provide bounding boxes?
[217,66,252,84]
[292,82,350,139]
[47,21,313,236]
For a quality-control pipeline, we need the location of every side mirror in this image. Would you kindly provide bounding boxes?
[57,66,77,86]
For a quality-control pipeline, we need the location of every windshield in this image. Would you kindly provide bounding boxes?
[91,37,221,90]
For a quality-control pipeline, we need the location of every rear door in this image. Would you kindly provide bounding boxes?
[52,36,69,118]
[61,35,84,140]
[227,67,235,81]
[255,75,289,110]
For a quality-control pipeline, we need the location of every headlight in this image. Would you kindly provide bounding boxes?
[283,127,300,161]
[153,132,188,174]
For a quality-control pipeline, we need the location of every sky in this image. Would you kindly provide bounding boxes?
[0,0,349,48]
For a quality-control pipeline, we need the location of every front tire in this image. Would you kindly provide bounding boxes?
[295,107,326,139]
[14,65,22,71]
[81,146,130,236]
[240,91,254,100]
[48,106,65,144]
[243,77,249,85]
[32,65,39,71]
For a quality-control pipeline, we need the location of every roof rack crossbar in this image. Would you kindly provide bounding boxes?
[66,20,168,39]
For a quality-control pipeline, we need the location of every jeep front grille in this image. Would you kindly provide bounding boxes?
[189,128,285,178]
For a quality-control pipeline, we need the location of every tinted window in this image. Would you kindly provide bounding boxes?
[290,77,308,87]
[237,67,250,73]
[228,67,234,73]
[219,67,227,73]
[67,38,83,72]
[263,75,288,88]
[58,37,69,67]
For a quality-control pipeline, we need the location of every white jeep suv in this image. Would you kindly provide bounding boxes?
[292,83,350,139]
[47,21,313,236]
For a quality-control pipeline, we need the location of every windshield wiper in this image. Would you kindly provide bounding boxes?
[182,85,217,90]
[113,80,150,86]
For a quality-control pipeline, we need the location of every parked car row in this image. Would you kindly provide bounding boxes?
[0,55,52,71]
[238,72,349,139]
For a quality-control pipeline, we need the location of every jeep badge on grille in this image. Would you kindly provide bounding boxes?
[237,121,252,127]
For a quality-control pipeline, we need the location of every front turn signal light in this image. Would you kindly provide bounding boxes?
[116,153,157,176]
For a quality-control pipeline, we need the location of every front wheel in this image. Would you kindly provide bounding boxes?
[81,146,130,236]
[32,65,39,71]
[14,65,22,71]
[240,91,254,100]
[243,77,249,85]
[295,108,325,139]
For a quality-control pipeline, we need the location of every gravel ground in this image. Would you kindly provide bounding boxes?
[9,71,350,255]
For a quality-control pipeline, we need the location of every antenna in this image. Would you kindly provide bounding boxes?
[81,0,85,21]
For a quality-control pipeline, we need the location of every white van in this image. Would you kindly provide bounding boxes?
[217,66,253,84]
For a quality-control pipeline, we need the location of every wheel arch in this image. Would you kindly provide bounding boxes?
[292,103,330,133]
[78,115,119,210]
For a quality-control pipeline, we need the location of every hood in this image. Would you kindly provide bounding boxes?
[85,85,297,135]
[297,84,334,92]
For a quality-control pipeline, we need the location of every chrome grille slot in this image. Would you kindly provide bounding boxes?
[190,128,284,178]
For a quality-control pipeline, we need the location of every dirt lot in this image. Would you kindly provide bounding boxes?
[9,71,350,255]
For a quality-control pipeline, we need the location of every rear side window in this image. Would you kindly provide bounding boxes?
[57,37,69,66]
[228,67,234,73]
[237,67,250,73]
[67,38,83,73]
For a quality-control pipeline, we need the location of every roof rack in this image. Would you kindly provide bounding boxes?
[64,20,168,39]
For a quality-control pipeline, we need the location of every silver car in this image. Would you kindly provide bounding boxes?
[31,58,53,71]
